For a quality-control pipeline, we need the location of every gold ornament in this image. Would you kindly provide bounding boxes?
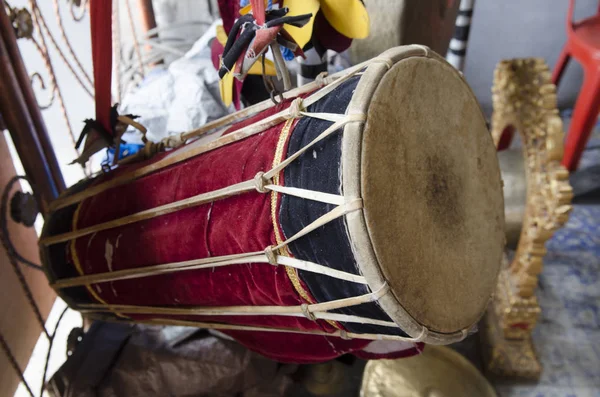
[482,58,573,379]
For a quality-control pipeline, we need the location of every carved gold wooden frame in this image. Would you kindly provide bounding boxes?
[481,58,573,379]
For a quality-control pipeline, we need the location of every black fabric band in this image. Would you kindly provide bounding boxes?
[449,48,467,56]
[219,28,256,79]
[454,25,471,41]
[223,14,253,56]
[280,77,407,337]
[299,62,327,79]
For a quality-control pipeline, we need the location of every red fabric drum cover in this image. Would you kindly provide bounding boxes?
[41,47,504,363]
[42,79,422,363]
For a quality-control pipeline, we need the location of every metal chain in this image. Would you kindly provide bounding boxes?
[262,54,283,105]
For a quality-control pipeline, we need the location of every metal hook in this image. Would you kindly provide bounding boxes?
[262,54,282,105]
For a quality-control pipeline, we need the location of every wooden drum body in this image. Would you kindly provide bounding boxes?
[40,46,504,363]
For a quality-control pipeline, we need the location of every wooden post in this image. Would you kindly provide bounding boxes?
[137,0,158,37]
[137,0,163,65]
[0,5,65,212]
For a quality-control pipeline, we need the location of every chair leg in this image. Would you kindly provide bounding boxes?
[562,70,600,171]
[552,47,571,86]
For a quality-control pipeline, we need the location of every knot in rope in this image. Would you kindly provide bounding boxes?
[371,57,394,70]
[413,326,429,343]
[314,72,329,88]
[461,328,469,339]
[414,44,430,57]
[285,98,304,120]
[264,245,278,266]
[254,172,270,193]
[371,283,390,301]
[164,133,186,149]
[300,303,317,321]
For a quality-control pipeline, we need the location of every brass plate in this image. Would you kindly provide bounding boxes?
[361,346,497,397]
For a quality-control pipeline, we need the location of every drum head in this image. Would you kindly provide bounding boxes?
[343,47,504,339]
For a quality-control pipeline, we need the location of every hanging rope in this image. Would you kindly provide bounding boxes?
[40,306,69,397]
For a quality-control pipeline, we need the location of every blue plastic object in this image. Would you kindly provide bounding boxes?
[240,0,273,8]
[102,143,144,167]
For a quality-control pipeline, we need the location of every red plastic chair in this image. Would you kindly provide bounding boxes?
[553,0,600,171]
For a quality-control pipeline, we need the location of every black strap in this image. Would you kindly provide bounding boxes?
[266,13,312,28]
[223,14,254,56]
[218,8,313,79]
[219,27,256,78]
[300,62,327,79]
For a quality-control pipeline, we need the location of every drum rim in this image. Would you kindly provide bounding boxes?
[342,45,497,344]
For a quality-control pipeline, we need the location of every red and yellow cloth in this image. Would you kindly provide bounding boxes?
[213,0,370,108]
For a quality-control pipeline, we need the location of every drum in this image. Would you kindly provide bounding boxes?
[40,46,505,363]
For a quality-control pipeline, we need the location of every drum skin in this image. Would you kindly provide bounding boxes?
[346,51,504,336]
[41,46,504,362]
